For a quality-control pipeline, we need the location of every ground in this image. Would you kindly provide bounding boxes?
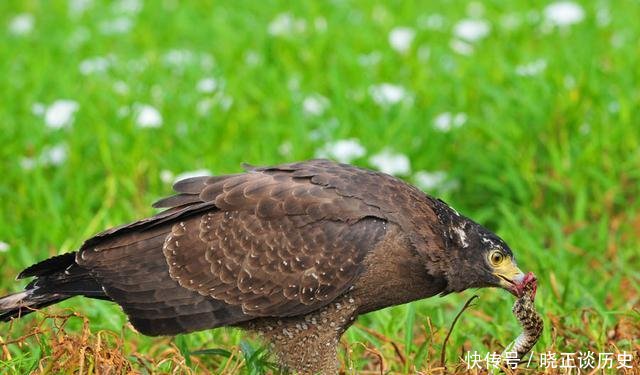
[0,0,639,373]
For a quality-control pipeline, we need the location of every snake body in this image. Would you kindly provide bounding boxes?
[504,281,543,360]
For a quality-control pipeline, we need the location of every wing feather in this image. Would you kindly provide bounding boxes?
[164,211,387,317]
[75,159,434,334]
[78,225,247,335]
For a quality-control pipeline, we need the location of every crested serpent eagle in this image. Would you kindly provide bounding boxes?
[0,160,532,373]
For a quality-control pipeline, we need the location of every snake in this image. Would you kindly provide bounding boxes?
[503,276,543,361]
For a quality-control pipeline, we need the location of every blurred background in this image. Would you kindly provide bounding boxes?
[1,0,638,373]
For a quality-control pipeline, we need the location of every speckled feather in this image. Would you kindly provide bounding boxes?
[76,160,448,334]
[163,212,385,316]
[6,159,470,374]
[157,160,452,273]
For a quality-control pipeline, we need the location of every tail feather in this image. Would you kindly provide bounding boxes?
[1,251,108,322]
[0,290,68,321]
[18,252,77,279]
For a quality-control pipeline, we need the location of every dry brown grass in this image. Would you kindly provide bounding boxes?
[1,308,638,374]
[0,311,231,374]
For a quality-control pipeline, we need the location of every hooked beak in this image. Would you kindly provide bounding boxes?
[494,261,535,297]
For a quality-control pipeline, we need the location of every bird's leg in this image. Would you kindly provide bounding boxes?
[246,294,358,374]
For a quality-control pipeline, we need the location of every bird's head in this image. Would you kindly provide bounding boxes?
[437,209,535,297]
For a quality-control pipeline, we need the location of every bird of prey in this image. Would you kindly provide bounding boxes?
[0,160,530,374]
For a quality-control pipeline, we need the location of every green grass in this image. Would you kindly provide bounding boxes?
[1,0,639,373]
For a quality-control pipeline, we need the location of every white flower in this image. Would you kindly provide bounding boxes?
[369,83,409,106]
[113,81,129,95]
[20,157,36,170]
[67,27,90,49]
[611,33,624,48]
[8,13,34,35]
[449,39,474,55]
[453,19,490,42]
[500,13,522,31]
[418,14,445,30]
[544,2,585,26]
[244,50,262,66]
[418,45,431,61]
[314,17,327,32]
[278,141,293,157]
[117,106,130,118]
[22,144,69,169]
[135,104,162,128]
[68,0,94,17]
[176,122,188,135]
[515,59,547,76]
[414,171,447,190]
[44,100,79,129]
[303,94,329,116]
[527,10,541,23]
[287,75,301,92]
[200,53,215,71]
[467,2,485,18]
[196,98,214,116]
[357,52,382,67]
[308,118,339,141]
[163,49,194,67]
[99,17,133,35]
[433,112,467,132]
[217,94,233,111]
[0,241,9,253]
[563,75,576,89]
[579,123,590,134]
[414,170,460,192]
[173,169,212,184]
[596,7,611,27]
[315,139,366,163]
[196,93,233,116]
[388,27,415,54]
[32,102,46,116]
[113,0,142,14]
[41,144,68,166]
[369,150,411,176]
[268,12,306,36]
[164,51,213,72]
[197,77,218,93]
[79,56,112,75]
[160,170,174,184]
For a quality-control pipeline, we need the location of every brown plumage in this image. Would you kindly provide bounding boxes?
[0,159,529,374]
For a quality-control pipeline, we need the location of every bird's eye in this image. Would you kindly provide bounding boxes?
[489,250,504,266]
